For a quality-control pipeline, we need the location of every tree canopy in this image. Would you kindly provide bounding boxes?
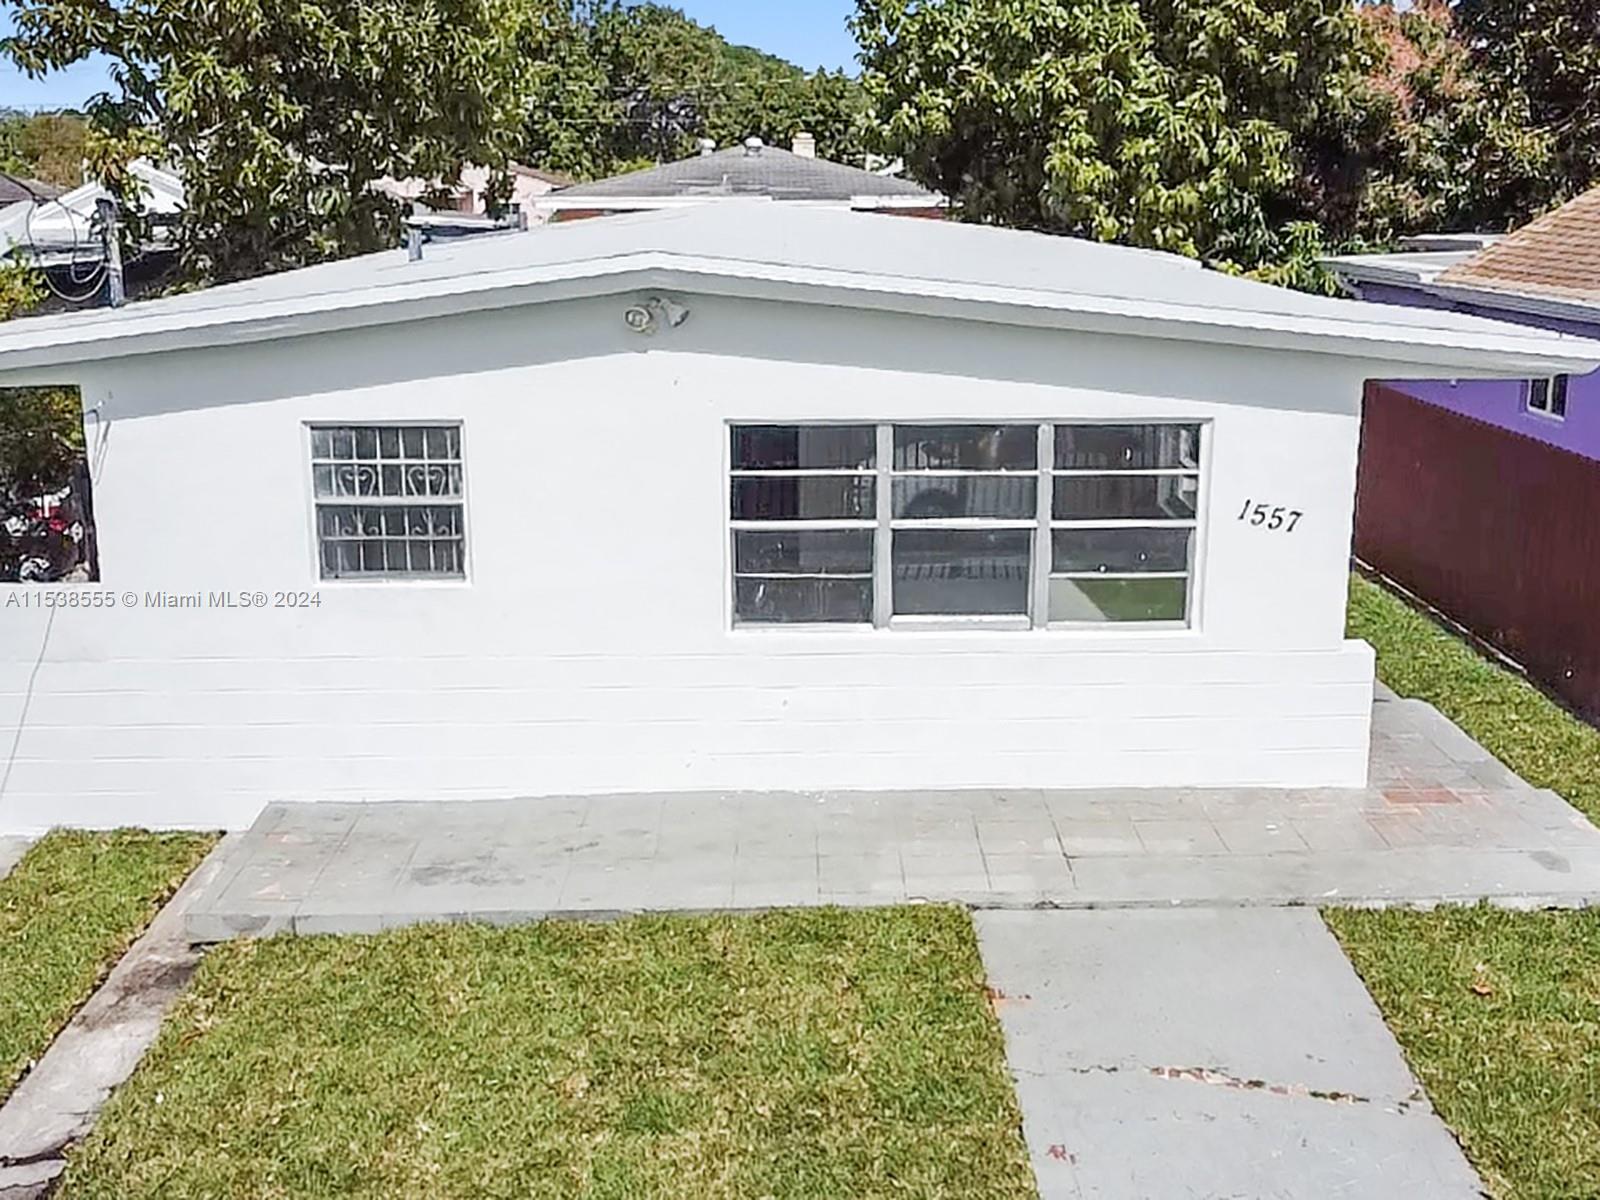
[522,2,868,181]
[852,0,1600,271]
[3,0,545,283]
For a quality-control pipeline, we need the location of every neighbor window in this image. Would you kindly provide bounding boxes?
[1526,376,1570,419]
[310,424,466,579]
[729,422,1203,627]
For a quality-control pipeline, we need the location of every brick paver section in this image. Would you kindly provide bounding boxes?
[186,688,1600,939]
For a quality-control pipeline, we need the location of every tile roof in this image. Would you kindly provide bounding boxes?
[554,143,936,202]
[1438,186,1600,303]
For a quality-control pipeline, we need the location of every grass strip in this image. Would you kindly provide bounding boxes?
[1327,906,1600,1200]
[60,905,1035,1200]
[1348,572,1600,823]
[0,829,216,1100]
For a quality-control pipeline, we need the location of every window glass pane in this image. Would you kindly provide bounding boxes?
[1054,475,1198,521]
[893,475,1035,519]
[730,476,875,521]
[1551,376,1569,418]
[735,530,873,575]
[892,529,1031,615]
[1052,528,1192,574]
[732,425,875,471]
[1049,577,1187,623]
[893,425,1036,471]
[1055,424,1199,470]
[735,577,872,624]
[316,505,465,579]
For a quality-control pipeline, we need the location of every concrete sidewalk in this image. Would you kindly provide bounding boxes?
[977,908,1485,1199]
[186,689,1600,940]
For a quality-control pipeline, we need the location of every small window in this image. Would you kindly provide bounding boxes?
[1527,376,1569,419]
[310,424,466,579]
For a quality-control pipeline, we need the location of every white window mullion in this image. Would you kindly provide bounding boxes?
[873,423,894,628]
[1033,423,1052,629]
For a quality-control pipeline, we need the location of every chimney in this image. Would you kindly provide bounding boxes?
[792,132,817,159]
[697,138,716,157]
[743,136,764,156]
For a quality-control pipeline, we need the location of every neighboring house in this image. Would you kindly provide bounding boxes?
[0,205,1592,834]
[1324,188,1600,718]
[0,175,64,207]
[537,134,945,222]
[0,158,183,273]
[373,162,572,226]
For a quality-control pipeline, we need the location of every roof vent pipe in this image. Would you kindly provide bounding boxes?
[743,136,763,156]
[698,138,716,157]
[406,226,424,263]
[792,132,817,159]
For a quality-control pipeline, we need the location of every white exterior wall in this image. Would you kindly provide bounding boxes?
[0,294,1375,833]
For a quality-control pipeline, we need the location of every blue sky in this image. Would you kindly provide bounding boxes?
[0,1,861,111]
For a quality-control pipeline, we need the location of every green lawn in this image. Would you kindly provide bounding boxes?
[60,906,1036,1200]
[1328,907,1600,1200]
[1339,574,1600,1198]
[1348,572,1600,824]
[0,829,217,1101]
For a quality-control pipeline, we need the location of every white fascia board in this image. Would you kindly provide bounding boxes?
[1425,282,1600,331]
[1,250,1596,380]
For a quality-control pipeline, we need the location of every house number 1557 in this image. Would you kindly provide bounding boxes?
[1238,500,1303,532]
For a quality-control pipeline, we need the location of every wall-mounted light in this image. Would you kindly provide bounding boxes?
[623,296,691,336]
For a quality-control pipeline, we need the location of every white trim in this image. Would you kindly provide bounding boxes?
[4,252,1598,378]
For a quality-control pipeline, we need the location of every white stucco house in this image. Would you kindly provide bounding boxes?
[0,204,1596,834]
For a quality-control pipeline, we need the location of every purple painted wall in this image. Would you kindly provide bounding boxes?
[1360,282,1600,460]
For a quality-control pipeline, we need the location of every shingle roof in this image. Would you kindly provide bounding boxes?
[1438,186,1600,303]
[0,175,65,205]
[555,144,936,202]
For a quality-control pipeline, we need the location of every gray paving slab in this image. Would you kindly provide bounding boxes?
[0,838,30,883]
[977,909,1485,1199]
[184,696,1600,939]
[0,837,238,1178]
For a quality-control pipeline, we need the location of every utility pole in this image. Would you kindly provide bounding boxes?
[94,196,125,308]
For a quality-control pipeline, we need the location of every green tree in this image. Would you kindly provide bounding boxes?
[2,0,544,284]
[0,109,88,188]
[521,3,869,181]
[1455,0,1600,204]
[1356,1,1553,239]
[851,0,1384,269]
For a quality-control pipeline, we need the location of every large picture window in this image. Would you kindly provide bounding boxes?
[729,422,1203,628]
[310,424,467,579]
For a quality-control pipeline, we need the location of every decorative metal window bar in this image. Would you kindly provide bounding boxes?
[730,421,1203,628]
[310,424,467,579]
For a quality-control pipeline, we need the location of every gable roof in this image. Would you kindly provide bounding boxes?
[550,143,937,204]
[0,204,1595,378]
[1437,187,1600,305]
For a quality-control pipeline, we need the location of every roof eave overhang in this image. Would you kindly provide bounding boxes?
[0,252,1595,381]
[537,194,943,211]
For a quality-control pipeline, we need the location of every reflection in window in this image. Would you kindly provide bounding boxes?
[728,421,1204,628]
[1050,423,1200,623]
[729,425,876,624]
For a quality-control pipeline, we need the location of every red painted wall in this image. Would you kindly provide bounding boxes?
[1357,382,1600,718]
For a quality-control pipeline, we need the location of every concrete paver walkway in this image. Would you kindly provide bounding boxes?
[188,690,1600,939]
[978,908,1484,1199]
